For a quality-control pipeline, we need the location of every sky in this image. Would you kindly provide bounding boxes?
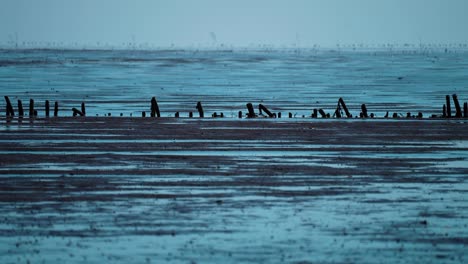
[1,0,468,48]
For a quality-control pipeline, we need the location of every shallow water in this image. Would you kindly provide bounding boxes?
[1,48,468,117]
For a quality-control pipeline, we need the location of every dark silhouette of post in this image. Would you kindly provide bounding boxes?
[288,112,292,118]
[464,102,468,118]
[446,95,451,118]
[81,102,86,116]
[45,100,50,117]
[246,103,255,118]
[29,99,35,117]
[318,109,326,118]
[443,104,447,117]
[312,109,318,118]
[196,102,204,118]
[238,111,242,118]
[175,112,179,118]
[417,112,423,118]
[4,96,14,117]
[452,94,462,118]
[142,111,146,117]
[151,97,160,117]
[54,102,58,117]
[72,108,84,116]
[361,104,368,118]
[334,106,342,118]
[392,113,398,118]
[278,112,281,118]
[338,98,352,118]
[258,104,275,118]
[18,100,23,117]
[384,111,389,118]
[189,112,193,118]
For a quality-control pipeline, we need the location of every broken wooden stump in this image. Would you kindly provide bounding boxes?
[312,109,318,118]
[4,96,14,117]
[417,112,423,118]
[258,104,275,118]
[29,99,35,117]
[196,102,204,118]
[238,111,242,118]
[45,100,50,117]
[384,111,389,118]
[142,111,146,117]
[446,95,451,118]
[318,109,327,118]
[54,102,59,117]
[392,113,398,118]
[338,98,353,118]
[361,104,368,118]
[18,100,24,117]
[72,108,84,117]
[406,112,411,118]
[334,107,342,118]
[278,112,281,118]
[246,103,256,118]
[452,94,462,118]
[189,112,193,118]
[150,97,160,117]
[443,104,447,118]
[175,112,179,118]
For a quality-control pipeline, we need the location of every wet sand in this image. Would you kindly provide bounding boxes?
[0,117,467,263]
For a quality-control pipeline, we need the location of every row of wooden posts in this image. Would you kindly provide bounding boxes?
[4,94,468,119]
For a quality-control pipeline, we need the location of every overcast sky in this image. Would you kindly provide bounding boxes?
[1,0,467,48]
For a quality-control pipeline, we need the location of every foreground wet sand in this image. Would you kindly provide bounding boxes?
[1,117,467,263]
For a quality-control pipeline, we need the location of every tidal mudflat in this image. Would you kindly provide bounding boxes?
[0,117,467,263]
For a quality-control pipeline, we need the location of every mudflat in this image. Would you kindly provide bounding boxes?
[0,117,467,263]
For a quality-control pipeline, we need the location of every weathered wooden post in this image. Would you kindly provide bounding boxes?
[288,112,293,118]
[361,104,368,118]
[258,104,275,118]
[278,112,281,118]
[196,102,204,118]
[238,111,242,118]
[72,108,84,116]
[18,100,24,117]
[443,104,447,117]
[446,95,451,118]
[4,96,14,117]
[312,109,318,118]
[464,102,468,118]
[29,99,35,117]
[81,102,86,116]
[406,112,411,118]
[246,103,256,118]
[151,97,160,117]
[45,100,50,117]
[338,98,352,118]
[142,111,146,117]
[175,112,179,118]
[392,113,398,118]
[452,94,462,118]
[318,109,327,118]
[334,105,342,118]
[189,112,193,118]
[384,111,389,118]
[54,102,59,117]
[417,112,423,118]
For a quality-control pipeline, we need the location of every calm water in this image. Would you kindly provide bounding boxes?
[1,48,468,117]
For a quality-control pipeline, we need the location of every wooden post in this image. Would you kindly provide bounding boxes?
[4,96,14,117]
[175,112,179,118]
[446,95,451,118]
[288,112,292,118]
[238,111,242,118]
[246,103,256,118]
[18,100,24,117]
[29,99,35,117]
[464,102,468,118]
[361,104,368,118]
[54,102,58,117]
[45,100,50,117]
[151,97,160,117]
[312,109,318,118]
[406,112,411,118]
[338,98,352,118]
[334,108,342,118]
[417,112,423,118]
[318,109,326,118]
[452,94,462,118]
[443,104,447,117]
[278,112,281,118]
[392,113,398,118]
[189,112,193,118]
[81,102,86,116]
[258,104,275,118]
[142,111,146,117]
[196,102,204,118]
[384,111,389,118]
[72,108,84,116]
